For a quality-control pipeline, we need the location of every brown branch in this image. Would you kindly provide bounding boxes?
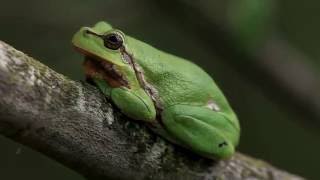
[0,41,304,180]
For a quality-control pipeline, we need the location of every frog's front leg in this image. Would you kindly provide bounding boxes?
[94,79,156,122]
[161,104,240,159]
[94,79,113,97]
[111,87,156,122]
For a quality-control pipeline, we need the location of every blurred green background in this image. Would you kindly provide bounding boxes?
[0,0,320,179]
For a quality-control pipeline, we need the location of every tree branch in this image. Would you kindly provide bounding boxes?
[0,41,303,180]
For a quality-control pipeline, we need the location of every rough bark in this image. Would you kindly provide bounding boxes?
[0,41,303,180]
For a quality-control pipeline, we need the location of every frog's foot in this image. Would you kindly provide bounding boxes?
[161,104,239,159]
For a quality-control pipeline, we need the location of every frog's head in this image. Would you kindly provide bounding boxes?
[72,21,140,88]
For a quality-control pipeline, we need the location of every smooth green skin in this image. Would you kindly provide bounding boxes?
[72,22,240,159]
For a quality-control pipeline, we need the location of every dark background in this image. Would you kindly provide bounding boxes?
[0,0,319,179]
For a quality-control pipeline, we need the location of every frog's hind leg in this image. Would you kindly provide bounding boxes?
[161,104,239,159]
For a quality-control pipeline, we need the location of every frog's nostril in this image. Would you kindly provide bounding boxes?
[84,30,91,36]
[80,28,90,37]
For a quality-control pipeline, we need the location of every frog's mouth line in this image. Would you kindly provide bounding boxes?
[74,46,129,88]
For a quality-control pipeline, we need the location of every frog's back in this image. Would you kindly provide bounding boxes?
[128,37,232,112]
[139,51,214,105]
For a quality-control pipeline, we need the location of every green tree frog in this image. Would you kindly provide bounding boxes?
[72,22,240,159]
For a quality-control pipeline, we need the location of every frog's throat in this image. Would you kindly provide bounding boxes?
[120,47,164,115]
[74,46,129,88]
[83,57,129,88]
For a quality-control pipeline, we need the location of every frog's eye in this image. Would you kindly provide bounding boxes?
[103,33,123,50]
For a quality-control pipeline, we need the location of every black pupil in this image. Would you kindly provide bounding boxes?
[108,35,118,43]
